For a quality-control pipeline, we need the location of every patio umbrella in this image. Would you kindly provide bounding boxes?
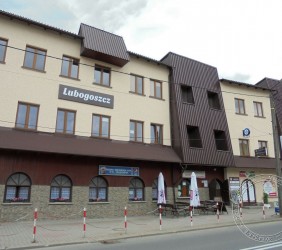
[158,172,166,204]
[190,172,200,207]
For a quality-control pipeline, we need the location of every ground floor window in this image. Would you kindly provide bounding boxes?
[4,173,31,202]
[89,176,108,202]
[50,175,72,202]
[129,177,144,201]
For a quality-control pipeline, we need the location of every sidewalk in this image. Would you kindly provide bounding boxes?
[0,206,280,250]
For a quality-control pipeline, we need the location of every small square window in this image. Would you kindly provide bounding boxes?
[94,65,111,86]
[0,38,8,63]
[15,102,39,130]
[130,74,144,95]
[214,130,228,151]
[207,91,221,109]
[181,85,194,104]
[56,109,76,134]
[187,125,202,148]
[254,102,264,117]
[23,46,46,71]
[61,56,79,79]
[235,98,246,114]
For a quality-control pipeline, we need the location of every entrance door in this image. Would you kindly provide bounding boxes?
[241,179,256,205]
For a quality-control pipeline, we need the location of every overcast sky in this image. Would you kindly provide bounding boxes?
[1,0,282,84]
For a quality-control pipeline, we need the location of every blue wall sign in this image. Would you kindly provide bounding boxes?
[99,165,139,176]
[243,128,250,137]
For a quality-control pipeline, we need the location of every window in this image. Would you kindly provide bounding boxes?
[50,175,72,202]
[129,177,144,201]
[207,91,221,110]
[94,65,110,86]
[152,178,167,201]
[235,98,246,114]
[214,130,228,151]
[177,179,190,197]
[15,102,39,130]
[130,120,143,142]
[130,74,144,95]
[239,139,250,156]
[0,38,8,63]
[61,55,79,79]
[56,109,76,134]
[151,124,163,144]
[150,80,162,99]
[258,141,268,156]
[23,46,46,71]
[187,125,202,148]
[4,173,31,202]
[89,176,108,202]
[92,114,110,138]
[254,102,263,117]
[181,85,194,104]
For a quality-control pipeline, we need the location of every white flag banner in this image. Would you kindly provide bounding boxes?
[158,172,166,204]
[190,172,200,207]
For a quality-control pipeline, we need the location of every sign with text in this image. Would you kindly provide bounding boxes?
[58,84,114,108]
[182,170,206,179]
[99,165,139,176]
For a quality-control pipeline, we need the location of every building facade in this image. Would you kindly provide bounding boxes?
[0,10,181,221]
[220,79,277,205]
[161,53,235,204]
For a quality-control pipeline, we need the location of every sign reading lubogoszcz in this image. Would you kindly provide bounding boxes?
[99,165,139,176]
[58,84,114,109]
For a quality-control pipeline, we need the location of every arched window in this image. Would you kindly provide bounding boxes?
[129,177,144,201]
[4,173,31,202]
[177,178,190,198]
[50,175,72,202]
[89,176,108,202]
[152,178,167,201]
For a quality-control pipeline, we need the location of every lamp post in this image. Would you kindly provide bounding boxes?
[270,94,282,217]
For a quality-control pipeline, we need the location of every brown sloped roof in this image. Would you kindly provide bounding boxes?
[79,23,129,66]
[0,9,82,39]
[0,127,181,163]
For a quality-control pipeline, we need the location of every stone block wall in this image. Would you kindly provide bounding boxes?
[0,185,176,222]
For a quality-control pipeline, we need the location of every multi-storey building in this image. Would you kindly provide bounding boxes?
[161,53,235,203]
[0,10,181,220]
[220,79,277,205]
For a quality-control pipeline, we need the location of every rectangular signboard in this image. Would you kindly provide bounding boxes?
[58,84,114,109]
[182,170,206,179]
[99,165,139,176]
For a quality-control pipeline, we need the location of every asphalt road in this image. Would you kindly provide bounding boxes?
[32,221,282,250]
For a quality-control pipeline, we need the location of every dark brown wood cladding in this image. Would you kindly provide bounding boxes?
[0,127,181,163]
[161,53,235,167]
[0,150,178,187]
[79,23,129,67]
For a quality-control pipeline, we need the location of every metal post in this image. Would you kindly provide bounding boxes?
[270,94,282,217]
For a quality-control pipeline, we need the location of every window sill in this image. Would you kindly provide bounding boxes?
[48,202,73,205]
[254,116,266,118]
[92,82,112,88]
[235,113,248,116]
[177,197,190,200]
[2,202,32,205]
[88,202,110,205]
[14,127,37,132]
[91,136,111,140]
[0,61,6,64]
[189,147,203,150]
[209,107,222,111]
[22,66,46,73]
[59,75,80,81]
[183,102,195,106]
[149,96,165,101]
[129,91,146,97]
[129,201,147,203]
